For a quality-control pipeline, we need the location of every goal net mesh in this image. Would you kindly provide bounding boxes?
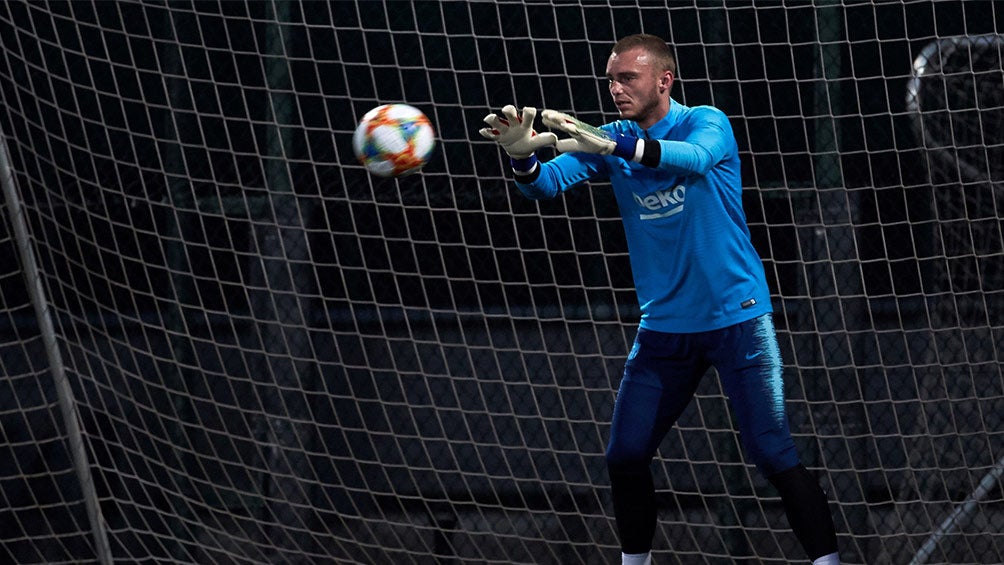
[0,1,1001,563]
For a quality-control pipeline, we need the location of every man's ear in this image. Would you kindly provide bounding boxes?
[660,71,674,94]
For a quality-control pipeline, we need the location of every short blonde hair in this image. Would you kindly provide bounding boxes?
[612,34,676,76]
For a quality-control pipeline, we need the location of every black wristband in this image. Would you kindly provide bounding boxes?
[639,140,661,168]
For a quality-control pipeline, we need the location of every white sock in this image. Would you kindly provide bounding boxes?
[622,552,651,565]
[812,552,840,565]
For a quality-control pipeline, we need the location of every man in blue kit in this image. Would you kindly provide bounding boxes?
[479,34,840,565]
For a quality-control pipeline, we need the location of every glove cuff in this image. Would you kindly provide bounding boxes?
[511,154,538,173]
[611,135,640,161]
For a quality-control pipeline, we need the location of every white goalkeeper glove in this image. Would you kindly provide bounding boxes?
[479,105,557,159]
[541,110,642,160]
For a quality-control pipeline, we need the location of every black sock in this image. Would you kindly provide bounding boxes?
[609,468,657,554]
[767,464,838,560]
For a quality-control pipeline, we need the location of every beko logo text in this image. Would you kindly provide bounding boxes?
[634,185,685,220]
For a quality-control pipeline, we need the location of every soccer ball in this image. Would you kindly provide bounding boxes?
[352,104,435,178]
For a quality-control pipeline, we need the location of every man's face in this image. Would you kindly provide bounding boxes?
[605,47,672,129]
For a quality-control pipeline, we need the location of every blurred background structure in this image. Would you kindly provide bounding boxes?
[0,1,1001,563]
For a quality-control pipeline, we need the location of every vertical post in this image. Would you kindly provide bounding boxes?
[812,6,874,561]
[254,0,318,551]
[0,134,114,564]
[157,8,205,558]
[809,0,854,461]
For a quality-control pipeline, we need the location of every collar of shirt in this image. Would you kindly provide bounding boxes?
[625,98,686,140]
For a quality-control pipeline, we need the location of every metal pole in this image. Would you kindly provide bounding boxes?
[909,454,1004,565]
[0,133,114,564]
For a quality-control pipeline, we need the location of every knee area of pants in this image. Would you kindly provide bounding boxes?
[605,448,650,474]
[748,447,799,477]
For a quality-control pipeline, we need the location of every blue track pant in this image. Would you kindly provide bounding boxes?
[606,313,802,554]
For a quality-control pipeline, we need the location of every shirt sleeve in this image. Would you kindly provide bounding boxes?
[655,107,734,176]
[514,151,607,200]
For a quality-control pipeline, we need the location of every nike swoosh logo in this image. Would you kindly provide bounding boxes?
[745,350,763,360]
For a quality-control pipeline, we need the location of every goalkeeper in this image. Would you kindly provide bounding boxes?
[479,34,839,565]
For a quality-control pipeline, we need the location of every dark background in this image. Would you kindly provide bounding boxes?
[0,1,1001,563]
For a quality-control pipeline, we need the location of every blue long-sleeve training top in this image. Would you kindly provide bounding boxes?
[516,100,772,333]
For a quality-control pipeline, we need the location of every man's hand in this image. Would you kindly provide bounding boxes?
[541,110,617,154]
[479,105,557,158]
